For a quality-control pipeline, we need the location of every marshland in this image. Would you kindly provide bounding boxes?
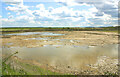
[1,27,119,75]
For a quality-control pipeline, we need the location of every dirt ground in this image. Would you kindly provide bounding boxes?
[1,31,119,47]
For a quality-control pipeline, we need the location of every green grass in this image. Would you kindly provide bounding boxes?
[1,26,119,34]
[3,61,61,75]
[99,30,118,33]
[2,63,27,75]
[2,52,27,75]
[2,52,63,75]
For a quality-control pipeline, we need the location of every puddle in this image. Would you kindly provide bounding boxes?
[6,43,13,45]
[40,32,64,36]
[4,32,41,36]
[43,45,63,48]
[24,37,80,45]
[4,32,65,36]
[24,37,49,40]
[2,44,118,69]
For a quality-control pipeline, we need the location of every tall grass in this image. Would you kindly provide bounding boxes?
[2,51,27,75]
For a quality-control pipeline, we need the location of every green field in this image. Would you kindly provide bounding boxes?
[1,26,119,34]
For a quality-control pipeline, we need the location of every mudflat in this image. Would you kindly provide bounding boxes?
[1,31,119,75]
[1,31,119,47]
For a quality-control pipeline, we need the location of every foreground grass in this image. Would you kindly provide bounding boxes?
[2,52,62,75]
[3,62,61,75]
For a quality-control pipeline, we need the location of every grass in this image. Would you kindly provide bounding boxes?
[2,52,27,75]
[1,26,119,34]
[2,52,63,75]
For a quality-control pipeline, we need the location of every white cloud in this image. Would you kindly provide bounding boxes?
[36,4,45,10]
[55,0,119,17]
[4,2,101,26]
[6,5,29,12]
[48,6,85,21]
[2,0,23,5]
[89,7,98,13]
[2,18,15,22]
[53,0,119,27]
[8,15,13,19]
[2,0,118,27]
[15,15,34,23]
[7,12,11,15]
[55,0,79,6]
[2,18,8,22]
[6,6,20,12]
[4,0,32,17]
[2,16,37,27]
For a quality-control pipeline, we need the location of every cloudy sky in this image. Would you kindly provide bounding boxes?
[0,0,119,27]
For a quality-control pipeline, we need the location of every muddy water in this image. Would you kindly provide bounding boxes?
[2,44,118,69]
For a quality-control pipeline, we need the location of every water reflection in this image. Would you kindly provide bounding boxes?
[2,44,118,69]
[3,32,65,36]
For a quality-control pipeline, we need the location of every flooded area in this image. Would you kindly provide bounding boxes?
[1,31,119,75]
[3,32,65,36]
[3,44,118,67]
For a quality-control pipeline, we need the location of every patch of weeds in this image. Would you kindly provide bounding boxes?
[2,51,28,75]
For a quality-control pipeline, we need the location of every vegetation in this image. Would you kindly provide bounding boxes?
[1,26,119,34]
[2,52,27,75]
[2,52,62,75]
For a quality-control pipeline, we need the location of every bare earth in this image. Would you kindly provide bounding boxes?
[1,31,119,47]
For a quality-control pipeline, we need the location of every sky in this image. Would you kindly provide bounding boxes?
[0,0,119,27]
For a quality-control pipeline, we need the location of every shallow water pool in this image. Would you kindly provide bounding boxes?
[3,32,65,36]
